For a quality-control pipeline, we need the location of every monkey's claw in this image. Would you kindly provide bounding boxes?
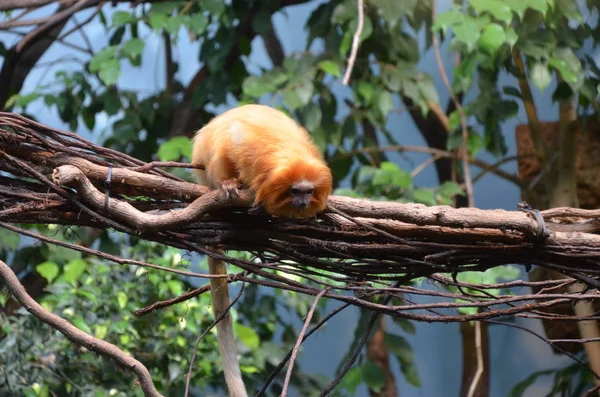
[248,203,266,216]
[218,178,241,200]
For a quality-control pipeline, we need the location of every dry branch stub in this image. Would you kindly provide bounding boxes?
[1,111,600,326]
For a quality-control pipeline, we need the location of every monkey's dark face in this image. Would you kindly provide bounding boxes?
[289,179,314,210]
[254,160,332,218]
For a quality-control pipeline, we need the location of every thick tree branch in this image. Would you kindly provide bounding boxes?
[3,111,600,332]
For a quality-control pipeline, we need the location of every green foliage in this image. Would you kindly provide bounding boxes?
[157,136,193,161]
[340,161,464,205]
[508,358,594,397]
[447,265,521,315]
[0,228,325,396]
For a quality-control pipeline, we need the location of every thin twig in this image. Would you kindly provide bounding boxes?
[411,153,444,178]
[281,288,329,397]
[256,303,351,395]
[431,0,474,207]
[342,0,364,85]
[466,320,484,397]
[318,308,381,396]
[134,275,243,316]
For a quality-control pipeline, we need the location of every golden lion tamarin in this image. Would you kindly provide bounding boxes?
[191,104,333,397]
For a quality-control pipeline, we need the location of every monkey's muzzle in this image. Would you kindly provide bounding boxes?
[291,196,311,209]
[290,180,314,210]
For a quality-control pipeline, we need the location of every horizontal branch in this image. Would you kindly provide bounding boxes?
[2,111,600,324]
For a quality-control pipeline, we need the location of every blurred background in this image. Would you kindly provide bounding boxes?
[1,0,598,396]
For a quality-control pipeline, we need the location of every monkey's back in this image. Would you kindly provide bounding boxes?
[192,104,325,189]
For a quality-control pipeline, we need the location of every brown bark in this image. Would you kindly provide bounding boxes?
[367,317,398,397]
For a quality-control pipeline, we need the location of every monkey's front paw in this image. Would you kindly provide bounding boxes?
[248,203,266,216]
[218,178,241,200]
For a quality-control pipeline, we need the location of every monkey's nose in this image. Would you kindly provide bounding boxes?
[292,198,310,209]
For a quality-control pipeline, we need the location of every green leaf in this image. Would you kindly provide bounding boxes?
[72,317,93,335]
[317,60,341,78]
[122,38,145,57]
[401,361,422,386]
[117,291,128,309]
[375,90,394,117]
[188,13,209,34]
[432,9,464,34]
[373,162,412,188]
[157,136,192,161]
[76,289,98,305]
[98,59,121,86]
[503,0,529,19]
[240,365,260,374]
[202,0,225,16]
[94,324,108,340]
[252,10,271,34]
[382,67,403,92]
[393,318,416,334]
[0,228,19,253]
[527,0,550,14]
[370,0,411,28]
[417,74,440,104]
[235,324,260,349]
[469,0,513,24]
[149,13,167,30]
[347,15,373,42]
[453,17,481,50]
[556,0,583,22]
[164,15,184,34]
[384,333,414,364]
[36,261,59,284]
[503,86,522,98]
[63,258,87,283]
[361,362,386,392]
[283,80,314,110]
[412,188,436,205]
[332,0,358,24]
[478,23,506,54]
[242,76,275,97]
[549,48,582,85]
[356,81,375,103]
[89,46,118,72]
[102,89,121,115]
[149,1,179,14]
[438,181,465,198]
[112,11,133,27]
[47,244,81,264]
[530,62,552,92]
[11,92,41,108]
[504,25,518,47]
[341,366,362,394]
[300,102,322,132]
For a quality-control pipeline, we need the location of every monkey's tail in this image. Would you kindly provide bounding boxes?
[208,252,248,397]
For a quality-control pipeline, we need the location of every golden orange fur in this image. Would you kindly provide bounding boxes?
[191,104,333,218]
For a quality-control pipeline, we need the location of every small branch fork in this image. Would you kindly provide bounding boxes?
[2,112,600,394]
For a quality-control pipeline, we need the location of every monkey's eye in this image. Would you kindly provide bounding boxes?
[291,187,315,195]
